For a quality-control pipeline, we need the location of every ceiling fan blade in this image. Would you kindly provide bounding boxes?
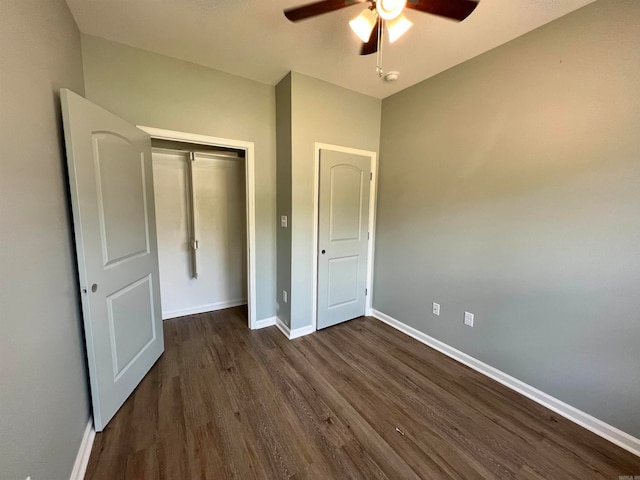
[360,18,380,55]
[405,0,479,21]
[284,0,359,22]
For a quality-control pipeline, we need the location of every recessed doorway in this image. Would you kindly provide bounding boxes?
[313,143,378,331]
[138,126,258,328]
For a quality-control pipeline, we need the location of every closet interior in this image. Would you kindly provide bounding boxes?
[151,139,247,319]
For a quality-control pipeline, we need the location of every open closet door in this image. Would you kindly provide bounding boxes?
[61,89,164,431]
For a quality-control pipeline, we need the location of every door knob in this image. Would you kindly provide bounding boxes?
[91,283,98,293]
[321,250,326,254]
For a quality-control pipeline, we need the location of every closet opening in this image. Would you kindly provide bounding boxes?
[150,136,251,323]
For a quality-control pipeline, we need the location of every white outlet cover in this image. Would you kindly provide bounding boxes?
[464,311,474,327]
[283,290,288,303]
[432,303,440,316]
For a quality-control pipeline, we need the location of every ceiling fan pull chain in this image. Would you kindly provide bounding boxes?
[376,18,384,77]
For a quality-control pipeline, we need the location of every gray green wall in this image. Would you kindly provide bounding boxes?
[288,72,381,330]
[276,73,293,327]
[374,0,640,437]
[81,34,277,321]
[0,0,91,478]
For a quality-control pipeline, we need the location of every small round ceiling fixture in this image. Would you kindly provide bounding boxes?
[384,71,400,82]
[377,0,407,20]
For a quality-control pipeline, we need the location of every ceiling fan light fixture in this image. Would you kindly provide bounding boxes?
[349,8,377,43]
[376,0,407,21]
[386,13,412,43]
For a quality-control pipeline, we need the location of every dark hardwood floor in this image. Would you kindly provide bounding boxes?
[85,307,640,479]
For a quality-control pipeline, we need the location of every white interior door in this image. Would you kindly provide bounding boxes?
[61,89,164,431]
[317,149,371,329]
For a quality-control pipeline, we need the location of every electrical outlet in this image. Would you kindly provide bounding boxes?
[432,302,440,316]
[282,290,288,303]
[464,311,474,327]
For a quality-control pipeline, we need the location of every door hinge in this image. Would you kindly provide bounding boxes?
[368,231,370,240]
[370,172,373,180]
[189,152,196,162]
[365,288,368,296]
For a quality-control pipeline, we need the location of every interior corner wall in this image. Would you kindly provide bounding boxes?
[374,0,640,438]
[80,34,277,321]
[289,72,381,331]
[0,1,91,478]
[276,73,293,327]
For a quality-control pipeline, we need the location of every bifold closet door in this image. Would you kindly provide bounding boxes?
[152,151,247,319]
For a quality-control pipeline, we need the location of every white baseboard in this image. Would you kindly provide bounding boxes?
[371,309,640,458]
[290,324,315,339]
[162,299,247,320]
[275,317,315,340]
[252,316,276,329]
[69,419,95,480]
[275,317,291,338]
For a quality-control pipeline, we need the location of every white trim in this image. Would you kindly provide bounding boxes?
[162,299,247,320]
[137,126,257,330]
[276,317,291,338]
[371,309,640,458]
[275,317,315,340]
[312,143,378,331]
[290,324,316,339]
[252,316,277,330]
[69,419,95,480]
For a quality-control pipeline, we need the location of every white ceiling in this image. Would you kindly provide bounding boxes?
[66,0,594,99]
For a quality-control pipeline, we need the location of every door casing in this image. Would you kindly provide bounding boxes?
[137,126,258,329]
[312,142,378,331]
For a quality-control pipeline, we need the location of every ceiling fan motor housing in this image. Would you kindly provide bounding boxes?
[376,0,407,20]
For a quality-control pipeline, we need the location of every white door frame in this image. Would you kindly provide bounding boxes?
[312,142,378,331]
[137,126,257,329]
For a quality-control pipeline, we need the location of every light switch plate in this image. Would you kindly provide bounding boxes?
[464,311,474,327]
[280,215,288,228]
[432,303,440,316]
[282,290,288,303]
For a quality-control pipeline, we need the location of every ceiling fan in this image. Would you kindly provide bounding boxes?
[284,0,480,56]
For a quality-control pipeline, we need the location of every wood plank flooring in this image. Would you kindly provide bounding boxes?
[85,307,640,479]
